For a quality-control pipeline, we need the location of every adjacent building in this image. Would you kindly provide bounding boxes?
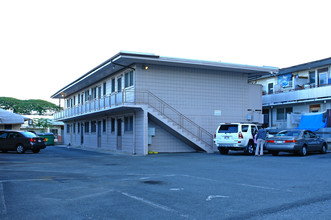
[0,108,27,130]
[51,52,277,155]
[251,57,331,129]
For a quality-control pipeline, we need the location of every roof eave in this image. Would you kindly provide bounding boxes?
[51,52,278,99]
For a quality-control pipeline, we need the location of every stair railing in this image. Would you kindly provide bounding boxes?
[131,89,214,150]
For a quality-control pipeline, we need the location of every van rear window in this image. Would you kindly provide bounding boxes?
[218,125,238,133]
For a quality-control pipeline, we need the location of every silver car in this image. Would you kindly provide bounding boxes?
[265,129,328,156]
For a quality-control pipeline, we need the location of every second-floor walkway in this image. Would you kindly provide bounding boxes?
[263,84,331,106]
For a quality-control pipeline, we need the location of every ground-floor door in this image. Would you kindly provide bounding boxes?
[81,123,84,145]
[117,119,122,150]
[97,121,101,148]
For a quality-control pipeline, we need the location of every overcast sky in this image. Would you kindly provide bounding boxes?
[1,0,331,104]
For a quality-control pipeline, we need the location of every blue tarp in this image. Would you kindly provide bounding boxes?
[297,113,327,131]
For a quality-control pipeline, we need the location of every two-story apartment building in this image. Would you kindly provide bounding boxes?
[251,57,331,129]
[51,52,277,155]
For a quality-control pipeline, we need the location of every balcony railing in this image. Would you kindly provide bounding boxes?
[262,83,331,105]
[53,88,135,120]
[53,88,214,149]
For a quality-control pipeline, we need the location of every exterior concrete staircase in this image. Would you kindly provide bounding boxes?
[135,90,214,153]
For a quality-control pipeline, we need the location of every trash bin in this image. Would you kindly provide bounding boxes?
[37,133,55,146]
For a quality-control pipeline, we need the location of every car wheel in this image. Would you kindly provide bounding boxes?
[16,144,25,154]
[245,142,255,155]
[219,148,229,155]
[320,144,327,154]
[271,151,279,156]
[299,145,307,156]
[32,149,40,153]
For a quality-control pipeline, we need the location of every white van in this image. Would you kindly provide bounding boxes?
[214,123,258,155]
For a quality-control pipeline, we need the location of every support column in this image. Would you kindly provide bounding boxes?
[135,108,148,155]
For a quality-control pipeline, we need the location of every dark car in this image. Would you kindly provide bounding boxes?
[265,129,328,156]
[0,130,46,153]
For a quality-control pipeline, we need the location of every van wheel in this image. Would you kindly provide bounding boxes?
[245,142,255,155]
[219,148,229,155]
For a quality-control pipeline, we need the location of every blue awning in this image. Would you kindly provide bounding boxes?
[297,113,327,131]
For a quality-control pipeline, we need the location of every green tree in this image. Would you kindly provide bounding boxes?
[0,97,61,115]
[31,118,53,132]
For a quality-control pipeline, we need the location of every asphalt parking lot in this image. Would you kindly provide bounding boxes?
[1,146,331,220]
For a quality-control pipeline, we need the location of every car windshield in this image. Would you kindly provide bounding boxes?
[276,130,301,137]
[218,125,238,133]
[21,132,37,138]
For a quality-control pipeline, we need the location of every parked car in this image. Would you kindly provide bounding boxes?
[265,129,328,156]
[266,128,283,138]
[0,130,46,153]
[214,123,258,155]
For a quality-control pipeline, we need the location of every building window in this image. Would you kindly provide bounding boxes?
[103,119,106,132]
[85,90,90,101]
[98,86,101,98]
[268,83,273,94]
[309,104,321,113]
[78,94,81,104]
[78,123,80,133]
[309,71,315,84]
[67,124,70,133]
[277,107,292,120]
[125,71,134,88]
[92,87,97,99]
[111,118,115,132]
[117,78,122,92]
[91,121,96,133]
[103,82,106,96]
[85,122,89,133]
[4,125,12,130]
[73,123,76,133]
[124,116,133,132]
[111,78,115,93]
[318,67,328,86]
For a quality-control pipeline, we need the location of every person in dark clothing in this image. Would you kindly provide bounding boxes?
[255,127,267,156]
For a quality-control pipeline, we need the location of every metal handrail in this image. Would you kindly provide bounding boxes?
[134,90,214,149]
[54,88,214,149]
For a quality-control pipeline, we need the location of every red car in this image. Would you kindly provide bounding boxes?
[0,130,46,153]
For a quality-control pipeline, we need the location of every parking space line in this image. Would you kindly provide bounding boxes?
[67,190,115,201]
[0,168,82,174]
[118,191,192,219]
[178,174,293,193]
[0,178,57,183]
[0,182,7,215]
[206,195,230,201]
[236,183,293,192]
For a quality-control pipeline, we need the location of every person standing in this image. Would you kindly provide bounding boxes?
[254,130,257,148]
[255,127,267,156]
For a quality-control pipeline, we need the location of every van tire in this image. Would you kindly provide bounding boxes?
[245,141,255,155]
